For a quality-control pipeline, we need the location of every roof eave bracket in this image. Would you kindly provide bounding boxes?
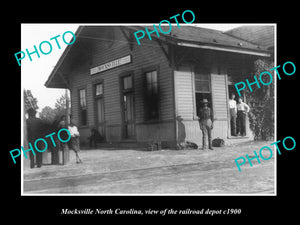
[155,39,172,66]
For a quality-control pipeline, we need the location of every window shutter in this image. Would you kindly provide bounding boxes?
[211,74,228,120]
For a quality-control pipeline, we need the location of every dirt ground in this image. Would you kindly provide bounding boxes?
[23,141,275,195]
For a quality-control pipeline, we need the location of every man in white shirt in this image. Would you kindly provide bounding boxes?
[68,120,82,163]
[236,97,250,136]
[228,94,237,136]
[68,124,80,137]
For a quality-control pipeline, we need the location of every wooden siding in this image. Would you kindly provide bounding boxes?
[174,66,194,120]
[68,26,175,143]
[211,120,227,140]
[179,120,202,146]
[136,121,175,142]
[69,68,94,127]
[66,27,256,146]
[174,66,231,144]
[211,74,228,120]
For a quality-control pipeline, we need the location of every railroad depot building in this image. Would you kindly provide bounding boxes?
[45,25,273,148]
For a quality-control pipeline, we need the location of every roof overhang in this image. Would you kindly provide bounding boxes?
[45,25,272,89]
[44,26,84,89]
[177,42,271,57]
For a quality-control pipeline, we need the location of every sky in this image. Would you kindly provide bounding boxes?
[21,24,79,112]
[21,23,242,112]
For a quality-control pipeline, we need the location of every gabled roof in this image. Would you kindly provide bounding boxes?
[224,25,274,49]
[44,26,84,89]
[45,25,272,89]
[141,25,269,51]
[127,25,271,55]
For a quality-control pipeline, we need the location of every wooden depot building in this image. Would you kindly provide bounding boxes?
[45,25,273,148]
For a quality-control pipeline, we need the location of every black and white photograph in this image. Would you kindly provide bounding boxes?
[4,3,300,221]
[21,23,276,195]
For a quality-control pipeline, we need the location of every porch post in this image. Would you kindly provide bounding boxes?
[62,88,70,165]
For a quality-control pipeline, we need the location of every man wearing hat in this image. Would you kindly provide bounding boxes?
[26,108,44,168]
[198,99,214,150]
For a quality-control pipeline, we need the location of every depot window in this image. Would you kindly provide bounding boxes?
[144,70,159,120]
[79,88,87,126]
[194,67,213,116]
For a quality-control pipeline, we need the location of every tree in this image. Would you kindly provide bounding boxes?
[245,59,274,141]
[55,95,67,112]
[54,94,69,121]
[39,94,69,124]
[39,106,56,122]
[24,89,38,111]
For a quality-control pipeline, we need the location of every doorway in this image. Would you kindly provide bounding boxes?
[227,81,247,137]
[121,75,136,139]
[94,83,105,141]
[96,98,105,138]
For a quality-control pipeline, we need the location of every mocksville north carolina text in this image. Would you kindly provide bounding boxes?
[14,30,76,66]
[61,208,242,216]
[9,128,71,164]
[234,136,296,171]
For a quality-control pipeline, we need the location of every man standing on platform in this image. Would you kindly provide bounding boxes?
[58,115,69,164]
[236,97,250,137]
[26,108,43,168]
[198,99,214,150]
[229,94,237,136]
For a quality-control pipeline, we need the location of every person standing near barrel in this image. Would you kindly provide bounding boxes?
[26,108,44,168]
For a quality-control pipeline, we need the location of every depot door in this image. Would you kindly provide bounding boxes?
[94,83,105,140]
[121,75,136,139]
